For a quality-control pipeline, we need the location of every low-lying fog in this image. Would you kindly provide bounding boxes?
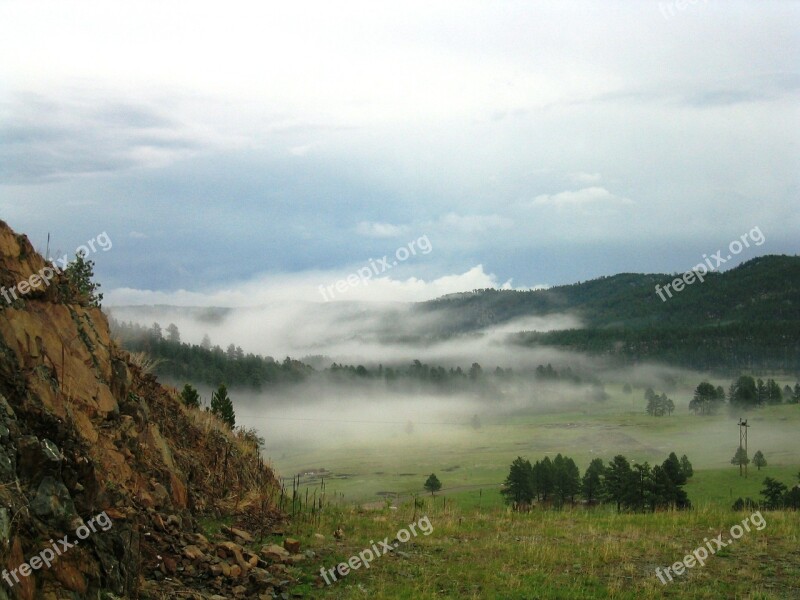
[106,302,799,482]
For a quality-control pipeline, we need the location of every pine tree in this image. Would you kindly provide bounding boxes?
[680,455,693,478]
[210,384,235,428]
[64,252,103,307]
[501,457,533,505]
[753,450,767,470]
[731,447,750,476]
[180,383,200,409]
[424,473,442,496]
[166,323,180,343]
[581,458,605,503]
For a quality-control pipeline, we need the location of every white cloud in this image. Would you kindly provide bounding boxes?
[355,221,409,238]
[569,172,602,184]
[288,142,321,156]
[128,231,148,239]
[440,213,513,233]
[530,187,633,209]
[105,264,548,306]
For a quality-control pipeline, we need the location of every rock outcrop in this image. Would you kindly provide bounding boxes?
[0,220,286,598]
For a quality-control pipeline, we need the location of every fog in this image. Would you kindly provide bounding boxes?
[105,301,800,488]
[107,301,583,368]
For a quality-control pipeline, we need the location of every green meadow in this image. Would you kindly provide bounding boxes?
[271,382,800,510]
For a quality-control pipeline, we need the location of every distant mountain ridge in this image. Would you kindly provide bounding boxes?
[416,254,800,333]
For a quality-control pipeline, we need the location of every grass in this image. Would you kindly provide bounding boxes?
[290,497,800,599]
[269,388,800,508]
[258,382,800,597]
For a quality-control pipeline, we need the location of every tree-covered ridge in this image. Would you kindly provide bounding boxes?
[513,320,800,372]
[417,254,800,333]
[110,318,310,389]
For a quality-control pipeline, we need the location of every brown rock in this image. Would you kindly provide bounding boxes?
[163,556,177,574]
[8,536,37,600]
[229,564,242,578]
[283,538,301,553]
[260,544,290,563]
[224,525,254,543]
[217,541,248,571]
[51,559,87,595]
[183,545,205,561]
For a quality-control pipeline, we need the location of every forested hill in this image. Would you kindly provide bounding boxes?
[416,255,800,332]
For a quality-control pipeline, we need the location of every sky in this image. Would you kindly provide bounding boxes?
[1,0,798,306]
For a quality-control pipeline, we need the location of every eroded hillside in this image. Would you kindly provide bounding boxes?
[0,220,290,599]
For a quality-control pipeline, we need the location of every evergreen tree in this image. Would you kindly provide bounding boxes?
[730,376,758,408]
[603,455,634,512]
[63,251,103,307]
[680,454,694,478]
[752,450,767,471]
[581,458,605,503]
[210,384,235,428]
[532,456,555,502]
[562,456,581,504]
[756,378,767,404]
[180,383,200,409]
[760,477,787,509]
[731,447,750,476]
[690,381,723,415]
[501,457,533,506]
[424,473,442,496]
[166,323,180,343]
[766,379,783,404]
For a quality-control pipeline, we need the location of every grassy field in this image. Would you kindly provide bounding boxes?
[283,498,800,599]
[268,382,800,509]
[253,381,800,598]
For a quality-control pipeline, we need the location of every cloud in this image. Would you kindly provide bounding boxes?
[128,231,148,239]
[288,141,321,156]
[569,172,602,185]
[355,221,409,238]
[105,264,542,306]
[530,187,633,209]
[440,213,513,233]
[0,93,214,183]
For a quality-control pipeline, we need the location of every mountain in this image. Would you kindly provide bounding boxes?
[415,255,800,332]
[415,256,800,371]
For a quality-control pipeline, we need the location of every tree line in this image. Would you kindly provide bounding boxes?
[689,376,800,415]
[501,452,693,512]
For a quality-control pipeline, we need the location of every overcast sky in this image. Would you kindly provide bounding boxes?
[1,0,798,305]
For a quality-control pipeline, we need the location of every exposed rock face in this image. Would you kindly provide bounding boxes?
[0,220,284,598]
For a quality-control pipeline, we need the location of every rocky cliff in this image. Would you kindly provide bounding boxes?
[0,220,288,599]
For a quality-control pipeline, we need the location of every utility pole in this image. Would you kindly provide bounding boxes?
[738,418,750,478]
